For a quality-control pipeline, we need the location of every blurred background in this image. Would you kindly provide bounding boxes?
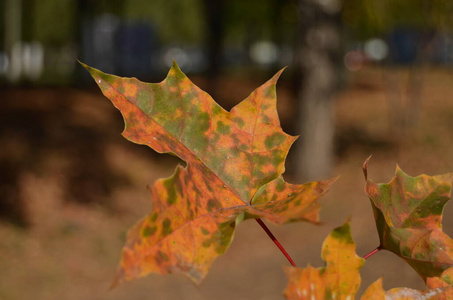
[1,0,453,299]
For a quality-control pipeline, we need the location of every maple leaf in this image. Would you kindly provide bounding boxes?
[284,221,364,300]
[363,157,453,281]
[81,62,335,286]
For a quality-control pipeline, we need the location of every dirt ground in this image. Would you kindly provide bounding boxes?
[0,66,452,299]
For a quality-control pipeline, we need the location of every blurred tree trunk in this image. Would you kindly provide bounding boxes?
[202,0,225,99]
[22,0,34,42]
[74,0,93,84]
[385,30,434,140]
[4,0,22,82]
[294,0,341,181]
[384,65,424,139]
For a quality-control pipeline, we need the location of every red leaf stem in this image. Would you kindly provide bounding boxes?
[363,246,382,260]
[255,218,297,267]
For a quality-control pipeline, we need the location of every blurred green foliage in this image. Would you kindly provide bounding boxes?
[4,0,298,46]
[7,0,453,48]
[224,0,298,44]
[124,0,205,44]
[33,0,77,45]
[342,0,453,39]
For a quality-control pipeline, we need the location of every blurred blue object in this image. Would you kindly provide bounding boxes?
[80,14,160,80]
[116,22,160,77]
[81,14,121,75]
[388,28,420,64]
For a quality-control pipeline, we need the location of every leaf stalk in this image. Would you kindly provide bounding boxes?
[255,218,297,267]
[363,246,382,260]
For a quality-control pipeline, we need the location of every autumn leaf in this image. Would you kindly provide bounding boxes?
[81,62,335,286]
[283,220,451,300]
[360,279,386,300]
[426,267,453,299]
[361,278,448,300]
[284,221,364,300]
[363,158,453,281]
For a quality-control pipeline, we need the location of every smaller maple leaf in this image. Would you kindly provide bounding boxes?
[284,219,452,300]
[426,267,453,299]
[363,157,453,281]
[361,277,449,300]
[284,221,364,300]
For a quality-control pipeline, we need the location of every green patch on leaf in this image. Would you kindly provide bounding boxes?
[264,132,286,150]
[217,121,230,135]
[142,226,157,237]
[162,218,172,237]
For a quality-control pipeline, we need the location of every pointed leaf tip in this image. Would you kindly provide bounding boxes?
[78,61,104,83]
[77,59,86,68]
[395,163,404,175]
[170,59,182,72]
[362,155,372,181]
[330,175,341,185]
[78,60,96,73]
[270,66,286,84]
